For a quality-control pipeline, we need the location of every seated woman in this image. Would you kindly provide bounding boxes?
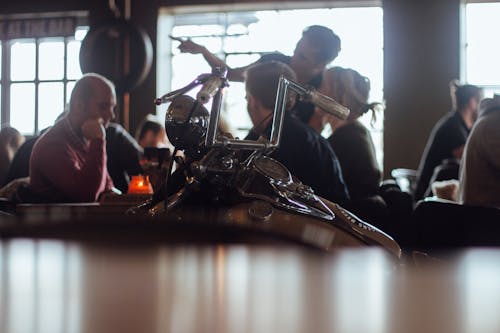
[314,66,382,201]
[245,61,350,205]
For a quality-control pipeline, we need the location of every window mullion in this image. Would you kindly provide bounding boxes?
[1,42,9,125]
[63,37,69,107]
[0,40,9,124]
[34,39,40,134]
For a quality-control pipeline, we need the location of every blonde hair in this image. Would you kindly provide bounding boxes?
[323,67,381,125]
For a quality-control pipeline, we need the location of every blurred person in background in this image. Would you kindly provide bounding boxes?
[175,25,341,125]
[135,114,170,149]
[415,81,483,201]
[244,61,349,204]
[459,94,500,208]
[317,66,382,201]
[30,73,116,202]
[0,126,25,186]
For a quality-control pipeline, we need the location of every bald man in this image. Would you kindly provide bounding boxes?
[30,73,116,202]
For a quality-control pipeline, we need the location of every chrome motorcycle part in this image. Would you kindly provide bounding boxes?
[164,95,209,151]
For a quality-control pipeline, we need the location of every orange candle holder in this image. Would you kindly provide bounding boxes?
[128,175,154,194]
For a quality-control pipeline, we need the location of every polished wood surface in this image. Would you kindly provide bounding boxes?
[9,200,402,256]
[1,239,500,333]
[15,194,152,218]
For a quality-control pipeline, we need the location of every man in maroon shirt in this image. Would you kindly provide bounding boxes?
[30,73,116,202]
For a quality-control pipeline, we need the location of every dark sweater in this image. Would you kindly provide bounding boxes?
[4,123,143,193]
[328,121,381,200]
[415,111,469,200]
[247,113,350,205]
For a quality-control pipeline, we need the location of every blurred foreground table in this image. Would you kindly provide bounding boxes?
[1,239,500,333]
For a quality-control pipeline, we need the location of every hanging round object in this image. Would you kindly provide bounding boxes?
[79,18,153,94]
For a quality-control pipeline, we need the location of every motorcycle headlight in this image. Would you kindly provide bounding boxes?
[165,95,209,151]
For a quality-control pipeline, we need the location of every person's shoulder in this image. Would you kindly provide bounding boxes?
[32,122,68,154]
[106,122,143,151]
[437,111,461,128]
[106,122,120,133]
[284,115,333,153]
[258,52,291,65]
[280,115,312,149]
[330,121,367,142]
[106,122,131,134]
[473,111,500,136]
[105,122,126,141]
[342,121,370,135]
[282,114,312,139]
[431,111,463,136]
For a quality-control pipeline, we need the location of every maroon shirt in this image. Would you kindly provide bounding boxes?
[30,117,113,202]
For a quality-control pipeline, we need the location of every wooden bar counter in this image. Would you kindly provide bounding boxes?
[1,235,500,333]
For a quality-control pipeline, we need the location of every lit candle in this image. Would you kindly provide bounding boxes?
[128,175,154,194]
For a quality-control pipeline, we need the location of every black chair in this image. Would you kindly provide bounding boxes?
[411,199,500,251]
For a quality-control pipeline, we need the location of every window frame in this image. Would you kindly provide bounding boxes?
[2,37,80,134]
[157,2,385,167]
[461,0,500,97]
[0,12,87,135]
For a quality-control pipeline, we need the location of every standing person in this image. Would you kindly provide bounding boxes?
[30,73,116,202]
[244,61,349,204]
[414,81,483,201]
[176,25,341,124]
[318,67,382,200]
[459,94,500,208]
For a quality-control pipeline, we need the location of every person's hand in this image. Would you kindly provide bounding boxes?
[325,112,344,131]
[177,39,206,54]
[81,118,106,140]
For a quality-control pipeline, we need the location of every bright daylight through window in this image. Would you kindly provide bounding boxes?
[0,23,88,135]
[464,2,500,98]
[158,5,384,168]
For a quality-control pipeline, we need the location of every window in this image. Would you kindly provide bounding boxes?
[0,15,88,135]
[158,4,384,168]
[463,1,500,97]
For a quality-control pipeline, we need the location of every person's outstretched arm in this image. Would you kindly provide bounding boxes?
[177,39,249,82]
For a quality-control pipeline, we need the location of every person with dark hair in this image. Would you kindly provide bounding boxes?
[30,73,116,202]
[316,67,382,200]
[414,81,483,201]
[135,114,169,149]
[244,61,349,204]
[175,25,341,124]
